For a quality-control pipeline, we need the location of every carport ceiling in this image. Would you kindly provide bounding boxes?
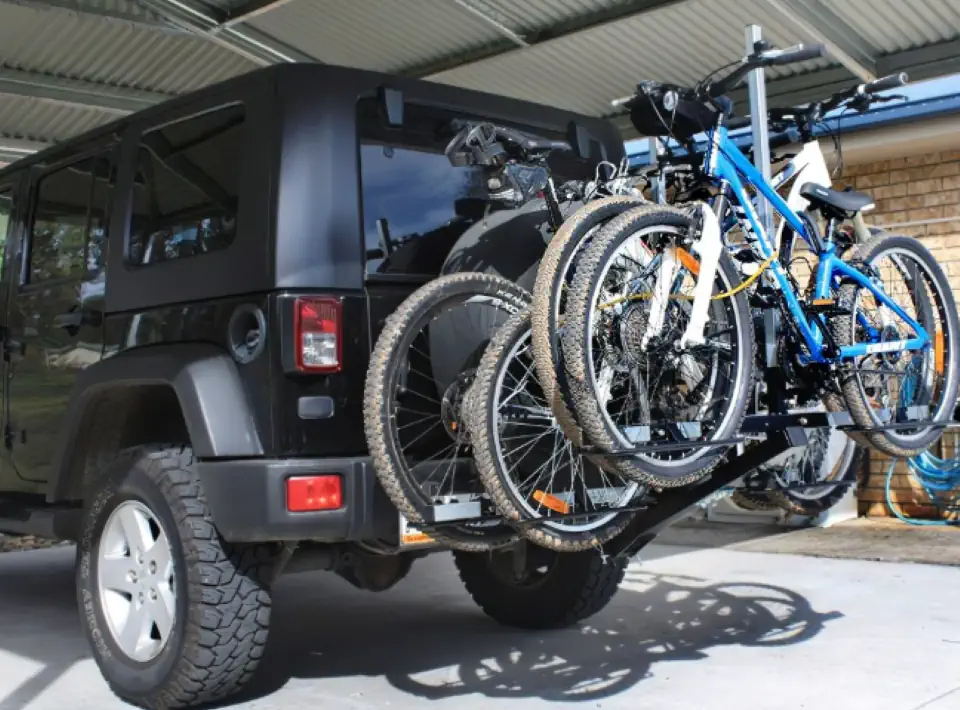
[2,0,960,163]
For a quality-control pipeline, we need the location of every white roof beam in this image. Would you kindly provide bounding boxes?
[0,0,189,36]
[0,136,50,163]
[767,0,877,82]
[217,0,297,29]
[451,0,528,47]
[135,0,318,65]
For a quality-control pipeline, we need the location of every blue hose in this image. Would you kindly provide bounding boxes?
[884,442,960,526]
[883,359,959,524]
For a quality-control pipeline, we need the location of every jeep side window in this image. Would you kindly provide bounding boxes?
[27,151,114,284]
[127,104,243,266]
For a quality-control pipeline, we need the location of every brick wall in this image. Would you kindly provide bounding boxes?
[836,149,960,519]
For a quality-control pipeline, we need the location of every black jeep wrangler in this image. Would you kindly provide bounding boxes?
[0,63,625,708]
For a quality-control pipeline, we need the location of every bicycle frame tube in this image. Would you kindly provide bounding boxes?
[815,252,930,357]
[703,125,931,362]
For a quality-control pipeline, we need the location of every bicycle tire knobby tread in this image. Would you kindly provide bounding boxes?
[464,310,638,552]
[362,272,529,551]
[561,205,755,488]
[829,232,960,457]
[530,196,650,447]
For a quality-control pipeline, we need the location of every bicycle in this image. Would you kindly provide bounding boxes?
[363,120,654,551]
[556,40,959,489]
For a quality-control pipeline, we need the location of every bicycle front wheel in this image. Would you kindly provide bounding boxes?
[363,273,529,551]
[561,205,755,487]
[465,310,645,552]
[530,196,650,447]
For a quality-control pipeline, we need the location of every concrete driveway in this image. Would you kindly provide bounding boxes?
[1,542,958,710]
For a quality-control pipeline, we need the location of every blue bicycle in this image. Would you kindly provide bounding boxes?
[558,42,960,488]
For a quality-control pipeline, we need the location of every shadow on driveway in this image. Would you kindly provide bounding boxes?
[0,547,842,709]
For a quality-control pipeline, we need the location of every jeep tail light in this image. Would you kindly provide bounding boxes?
[286,475,343,512]
[295,297,341,372]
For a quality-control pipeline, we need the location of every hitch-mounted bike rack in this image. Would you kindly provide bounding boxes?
[410,409,958,561]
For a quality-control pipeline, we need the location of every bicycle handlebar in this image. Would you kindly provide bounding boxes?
[866,72,908,93]
[444,121,571,169]
[706,42,826,97]
[765,43,826,65]
[821,72,909,112]
[494,124,571,155]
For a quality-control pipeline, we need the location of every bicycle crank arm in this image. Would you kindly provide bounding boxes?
[679,202,722,349]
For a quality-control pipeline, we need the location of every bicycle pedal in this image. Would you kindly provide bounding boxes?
[805,298,851,317]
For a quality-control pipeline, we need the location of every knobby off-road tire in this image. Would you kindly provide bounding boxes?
[529,196,650,449]
[767,440,864,516]
[730,488,781,511]
[830,232,960,457]
[561,205,755,488]
[730,437,864,516]
[77,445,282,710]
[453,544,627,629]
[465,310,640,552]
[363,272,529,552]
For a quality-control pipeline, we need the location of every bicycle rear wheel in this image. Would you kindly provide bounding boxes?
[465,310,645,552]
[830,232,960,457]
[363,273,529,551]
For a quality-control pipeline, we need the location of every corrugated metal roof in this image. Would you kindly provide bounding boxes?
[830,0,960,52]
[0,94,112,143]
[1,0,959,150]
[0,1,256,94]
[428,0,830,116]
[246,0,507,72]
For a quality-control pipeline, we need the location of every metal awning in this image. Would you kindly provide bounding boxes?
[2,0,960,163]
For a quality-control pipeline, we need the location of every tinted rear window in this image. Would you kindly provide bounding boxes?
[357,99,593,279]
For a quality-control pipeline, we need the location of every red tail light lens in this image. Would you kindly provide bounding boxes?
[286,475,343,512]
[294,297,341,372]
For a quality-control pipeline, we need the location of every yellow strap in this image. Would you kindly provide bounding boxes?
[596,253,775,310]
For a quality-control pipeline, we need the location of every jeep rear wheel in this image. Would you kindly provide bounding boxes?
[453,543,626,629]
[77,445,283,709]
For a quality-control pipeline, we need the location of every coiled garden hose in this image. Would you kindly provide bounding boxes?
[885,441,960,526]
[883,362,958,524]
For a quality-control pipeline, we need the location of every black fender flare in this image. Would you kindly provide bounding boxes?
[48,343,263,502]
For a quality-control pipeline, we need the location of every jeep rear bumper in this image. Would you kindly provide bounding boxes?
[196,456,398,543]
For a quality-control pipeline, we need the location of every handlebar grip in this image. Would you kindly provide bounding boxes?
[865,72,908,93]
[767,43,826,66]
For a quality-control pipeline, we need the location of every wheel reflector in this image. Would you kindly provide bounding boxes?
[533,490,570,514]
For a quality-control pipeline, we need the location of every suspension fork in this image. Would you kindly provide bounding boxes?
[641,196,726,350]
